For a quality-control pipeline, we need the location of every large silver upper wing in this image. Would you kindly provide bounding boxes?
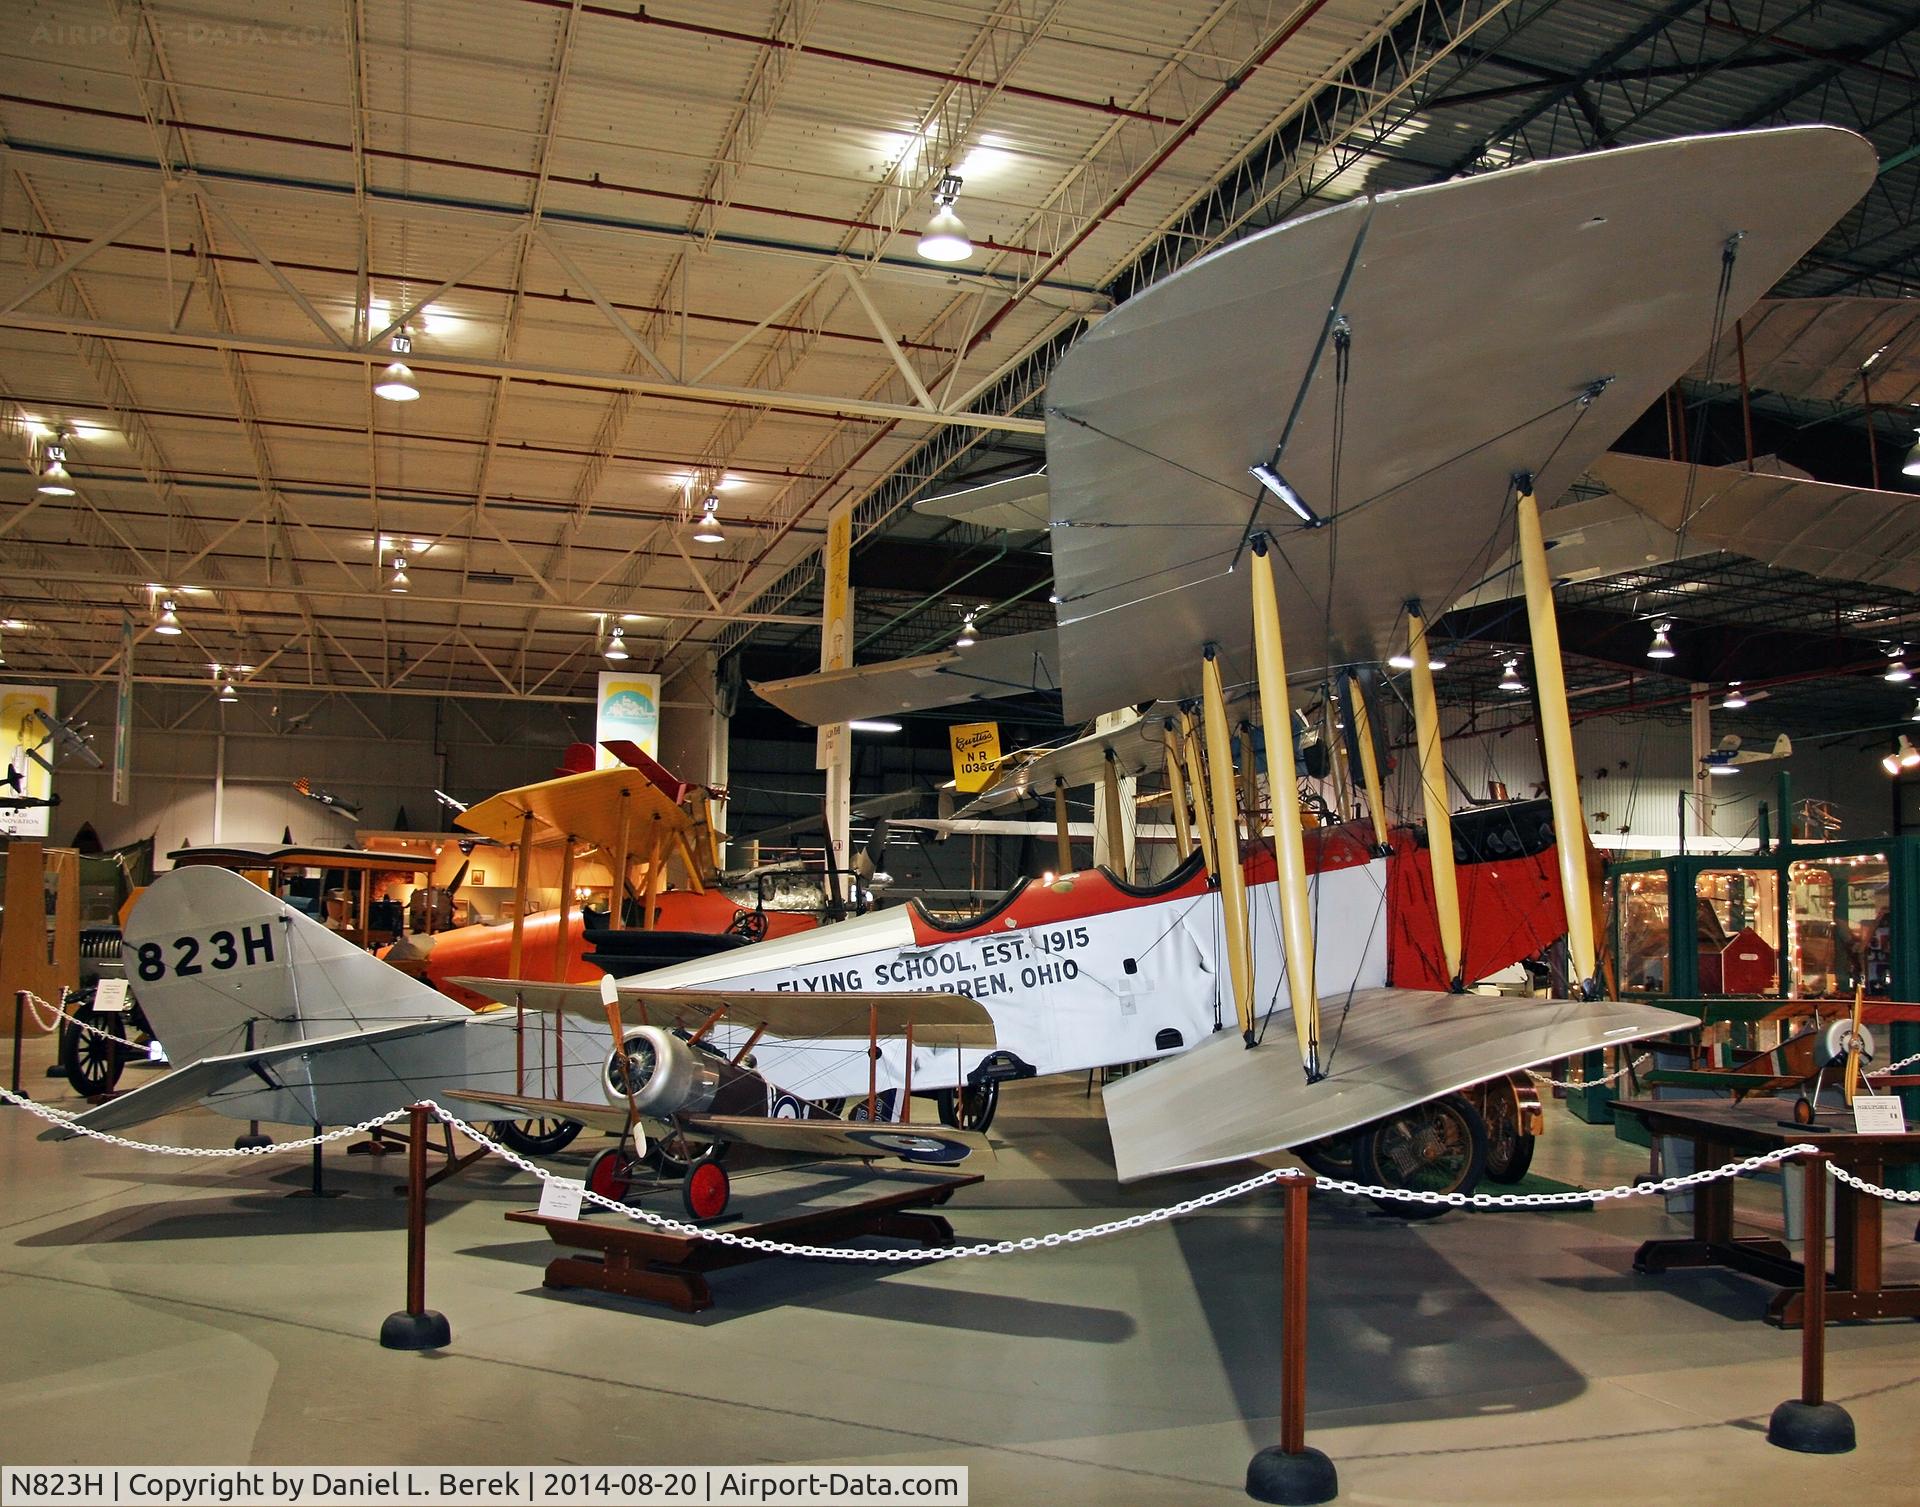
[752,628,1061,727]
[1045,127,1875,721]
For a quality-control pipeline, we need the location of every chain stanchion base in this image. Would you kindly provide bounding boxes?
[1766,1399,1855,1455]
[378,1308,450,1351]
[1246,1446,1337,1505]
[233,1131,273,1151]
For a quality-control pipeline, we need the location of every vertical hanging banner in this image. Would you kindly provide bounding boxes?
[950,721,1002,793]
[113,610,134,805]
[595,671,662,763]
[0,684,57,838]
[817,501,853,866]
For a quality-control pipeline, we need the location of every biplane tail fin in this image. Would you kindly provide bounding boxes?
[124,865,465,1071]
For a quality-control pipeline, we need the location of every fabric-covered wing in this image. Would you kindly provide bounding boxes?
[1102,988,1694,1181]
[752,629,1061,727]
[1046,127,1875,721]
[1590,452,1920,594]
[443,1089,634,1136]
[447,978,997,1045]
[960,716,1168,815]
[912,472,1051,531]
[679,1114,992,1163]
[1690,295,1920,406]
[457,766,688,851]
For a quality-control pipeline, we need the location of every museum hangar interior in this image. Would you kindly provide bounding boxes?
[3,3,1920,1504]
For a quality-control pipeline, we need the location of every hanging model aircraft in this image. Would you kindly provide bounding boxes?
[43,126,1879,1215]
[292,778,362,818]
[1700,733,1792,775]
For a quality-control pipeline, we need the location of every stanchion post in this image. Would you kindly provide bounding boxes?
[8,991,23,1103]
[380,1104,451,1351]
[1767,1151,1854,1454]
[1247,1174,1338,1504]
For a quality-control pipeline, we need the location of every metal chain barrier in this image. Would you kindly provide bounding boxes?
[1528,1052,1650,1090]
[1869,1047,1920,1079]
[23,988,131,1048]
[2,1081,1898,1252]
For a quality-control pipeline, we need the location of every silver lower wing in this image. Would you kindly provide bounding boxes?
[1102,988,1693,1182]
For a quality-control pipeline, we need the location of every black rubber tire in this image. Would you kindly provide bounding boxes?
[935,1079,1000,1133]
[1296,1134,1359,1178]
[62,1006,126,1097]
[1792,1095,1817,1126]
[1354,1094,1488,1220]
[644,1126,730,1179]
[1482,1092,1537,1184]
[490,1116,583,1157]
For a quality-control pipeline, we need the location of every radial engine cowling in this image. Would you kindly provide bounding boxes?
[603,1025,724,1116]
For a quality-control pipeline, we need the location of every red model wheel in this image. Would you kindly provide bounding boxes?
[584,1147,635,1204]
[682,1155,731,1222]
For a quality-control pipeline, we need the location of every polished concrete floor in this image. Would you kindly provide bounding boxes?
[3,1035,1918,1505]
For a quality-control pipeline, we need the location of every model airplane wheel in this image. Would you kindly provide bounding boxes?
[1792,1095,1817,1126]
[1295,1135,1359,1178]
[682,1155,731,1223]
[490,1116,583,1157]
[584,1147,639,1205]
[61,1006,126,1097]
[645,1127,729,1179]
[936,1080,999,1133]
[1482,1094,1536,1184]
[1354,1094,1488,1220]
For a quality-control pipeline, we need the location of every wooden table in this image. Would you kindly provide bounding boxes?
[1613,1097,1920,1326]
[507,1164,982,1313]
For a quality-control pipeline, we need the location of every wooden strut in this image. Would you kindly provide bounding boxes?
[1163,721,1195,859]
[1100,749,1129,882]
[1238,723,1261,838]
[552,838,575,1100]
[1514,482,1598,988]
[1347,673,1391,852]
[1407,606,1464,988]
[1053,778,1072,875]
[1201,648,1256,1044]
[610,789,632,930]
[1180,707,1218,876]
[1250,538,1322,1077]
[508,807,535,1093]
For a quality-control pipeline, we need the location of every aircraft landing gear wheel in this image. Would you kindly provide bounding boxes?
[1354,1094,1488,1220]
[490,1116,583,1157]
[645,1128,729,1179]
[1296,1134,1358,1178]
[1482,1094,1536,1185]
[936,1080,999,1133]
[1793,1095,1817,1126]
[62,1007,126,1097]
[584,1147,640,1205]
[682,1155,730,1223]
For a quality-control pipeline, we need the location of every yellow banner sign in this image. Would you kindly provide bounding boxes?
[950,721,1002,794]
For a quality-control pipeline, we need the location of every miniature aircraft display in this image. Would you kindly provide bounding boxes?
[0,765,57,811]
[25,707,104,772]
[292,778,363,818]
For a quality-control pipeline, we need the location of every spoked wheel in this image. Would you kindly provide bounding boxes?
[62,1007,126,1097]
[935,1079,999,1133]
[681,1155,731,1223]
[1482,1092,1536,1185]
[584,1147,640,1205]
[490,1116,583,1157]
[1295,1134,1359,1179]
[1354,1094,1488,1220]
[645,1125,729,1179]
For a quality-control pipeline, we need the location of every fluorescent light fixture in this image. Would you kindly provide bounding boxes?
[603,626,629,661]
[918,171,973,263]
[1706,761,1740,776]
[154,599,182,636]
[1646,623,1675,660]
[1386,652,1445,671]
[849,719,902,733]
[1248,462,1321,526]
[691,495,725,544]
[1499,659,1526,692]
[1722,683,1747,709]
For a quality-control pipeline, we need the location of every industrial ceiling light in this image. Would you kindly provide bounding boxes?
[217,678,238,704]
[1721,682,1748,710]
[1499,658,1526,692]
[955,607,979,648]
[1887,656,1912,684]
[36,443,74,496]
[691,494,725,544]
[154,598,183,636]
[1248,462,1323,527]
[1903,425,1920,479]
[603,626,630,661]
[1900,737,1920,771]
[917,170,973,263]
[390,555,410,593]
[1646,622,1675,660]
[1386,652,1447,671]
[1910,695,1920,722]
[373,331,420,402]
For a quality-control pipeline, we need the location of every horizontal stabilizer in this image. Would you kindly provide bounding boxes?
[40,1017,471,1142]
[1102,989,1693,1181]
[448,978,997,1045]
